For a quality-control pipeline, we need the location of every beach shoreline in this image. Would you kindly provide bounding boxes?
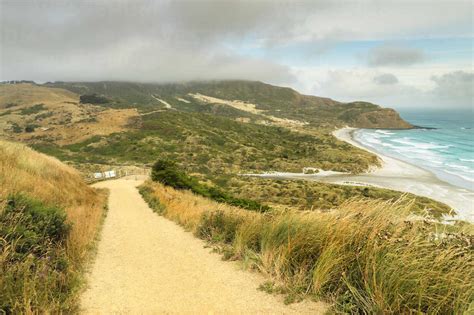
[330,127,473,222]
[244,127,474,222]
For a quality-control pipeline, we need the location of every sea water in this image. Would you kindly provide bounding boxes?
[353,110,474,191]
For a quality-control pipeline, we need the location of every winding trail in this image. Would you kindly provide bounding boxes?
[80,178,325,314]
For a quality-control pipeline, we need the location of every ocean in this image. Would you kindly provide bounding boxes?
[353,109,474,191]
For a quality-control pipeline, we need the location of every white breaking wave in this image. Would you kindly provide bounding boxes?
[355,128,474,190]
[391,137,451,150]
[444,170,474,183]
[375,129,395,136]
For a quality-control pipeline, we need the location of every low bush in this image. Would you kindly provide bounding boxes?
[25,124,39,133]
[151,159,270,212]
[18,104,46,115]
[79,94,110,104]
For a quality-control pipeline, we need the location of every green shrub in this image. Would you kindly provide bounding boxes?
[19,104,46,115]
[79,94,110,104]
[24,124,39,133]
[11,123,22,133]
[151,159,195,189]
[151,159,270,212]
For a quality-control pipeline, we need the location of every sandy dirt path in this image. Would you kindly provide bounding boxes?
[80,178,325,314]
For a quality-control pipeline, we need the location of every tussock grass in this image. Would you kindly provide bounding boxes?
[0,140,107,313]
[141,180,473,314]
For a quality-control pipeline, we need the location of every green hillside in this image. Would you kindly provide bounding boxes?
[34,110,377,173]
[47,80,412,128]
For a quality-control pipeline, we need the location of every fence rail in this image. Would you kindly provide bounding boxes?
[85,167,151,184]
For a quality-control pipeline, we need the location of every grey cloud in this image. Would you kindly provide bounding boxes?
[431,71,473,107]
[0,0,301,84]
[373,73,399,85]
[0,0,472,84]
[367,45,425,67]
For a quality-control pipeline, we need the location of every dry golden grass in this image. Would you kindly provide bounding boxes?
[0,83,78,108]
[0,83,138,145]
[141,180,473,313]
[0,139,106,260]
[142,179,258,231]
[0,140,107,312]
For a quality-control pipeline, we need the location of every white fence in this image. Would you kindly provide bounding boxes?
[86,167,151,183]
[93,170,117,179]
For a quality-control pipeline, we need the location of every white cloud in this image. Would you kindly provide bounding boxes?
[293,67,473,109]
[280,0,473,44]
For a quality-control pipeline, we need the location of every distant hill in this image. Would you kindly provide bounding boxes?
[46,80,413,129]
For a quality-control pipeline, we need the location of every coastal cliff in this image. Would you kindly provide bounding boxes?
[350,108,413,129]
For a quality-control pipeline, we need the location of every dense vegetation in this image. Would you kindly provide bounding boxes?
[226,177,453,219]
[79,94,110,105]
[140,180,473,314]
[151,159,270,212]
[31,106,451,217]
[33,109,378,173]
[0,140,106,313]
[18,103,46,115]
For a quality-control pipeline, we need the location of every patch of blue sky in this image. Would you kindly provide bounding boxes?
[233,37,473,68]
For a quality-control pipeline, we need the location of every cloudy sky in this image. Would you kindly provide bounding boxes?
[1,0,472,109]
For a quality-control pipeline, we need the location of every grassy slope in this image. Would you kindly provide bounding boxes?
[0,83,137,146]
[140,180,473,314]
[39,110,378,173]
[0,140,107,313]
